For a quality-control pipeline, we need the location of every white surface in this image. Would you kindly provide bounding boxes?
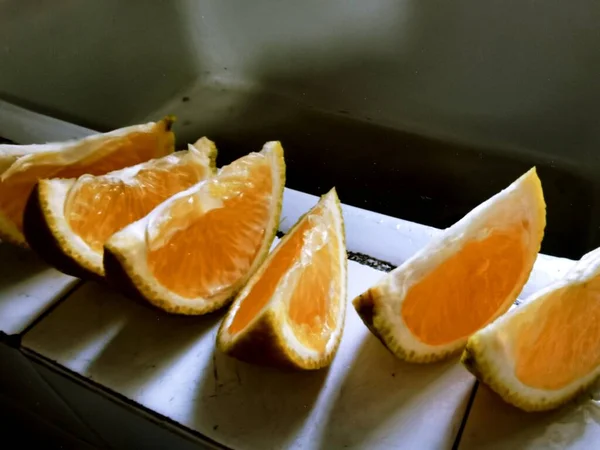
[281,188,438,267]
[0,243,78,336]
[23,261,474,450]
[459,384,600,450]
[0,100,92,144]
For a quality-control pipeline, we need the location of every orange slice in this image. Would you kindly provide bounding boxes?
[217,188,347,369]
[354,168,546,363]
[103,141,285,315]
[23,138,217,280]
[0,118,174,246]
[463,247,600,411]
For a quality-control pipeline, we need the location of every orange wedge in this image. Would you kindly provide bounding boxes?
[104,141,285,315]
[463,247,600,411]
[354,168,546,363]
[217,189,347,369]
[0,118,174,246]
[23,138,217,280]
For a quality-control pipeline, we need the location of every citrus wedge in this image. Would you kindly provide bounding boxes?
[463,247,600,411]
[353,168,546,363]
[103,141,285,315]
[23,138,217,280]
[0,117,175,246]
[217,188,347,369]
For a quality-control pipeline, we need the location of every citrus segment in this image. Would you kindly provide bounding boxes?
[103,141,285,315]
[218,189,347,369]
[354,168,546,363]
[401,226,525,345]
[146,153,273,299]
[514,280,600,390]
[0,118,174,245]
[463,248,600,411]
[23,138,216,279]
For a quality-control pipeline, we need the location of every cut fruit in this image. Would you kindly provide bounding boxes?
[217,188,347,370]
[462,247,600,412]
[353,168,546,363]
[0,117,175,246]
[104,141,285,315]
[23,138,217,280]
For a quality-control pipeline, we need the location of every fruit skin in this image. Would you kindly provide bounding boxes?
[0,214,26,247]
[220,310,341,370]
[353,168,546,364]
[23,181,102,281]
[217,189,347,370]
[353,286,461,364]
[461,336,600,412]
[104,143,286,315]
[103,247,161,307]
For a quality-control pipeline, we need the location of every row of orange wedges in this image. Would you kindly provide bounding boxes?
[1,117,599,414]
[0,117,347,371]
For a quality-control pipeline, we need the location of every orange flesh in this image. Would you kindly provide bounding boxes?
[515,278,600,390]
[228,203,341,352]
[147,154,273,299]
[401,226,525,345]
[0,128,172,232]
[288,228,340,352]
[229,216,313,335]
[66,155,207,252]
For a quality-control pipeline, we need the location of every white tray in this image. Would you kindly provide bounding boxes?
[0,243,78,336]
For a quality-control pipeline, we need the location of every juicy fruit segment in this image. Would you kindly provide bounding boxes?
[227,213,317,335]
[218,189,347,369]
[66,139,216,252]
[228,203,339,351]
[285,213,342,351]
[23,138,216,279]
[354,168,546,363]
[462,248,600,411]
[103,142,285,315]
[146,152,273,299]
[0,118,174,245]
[515,280,600,390]
[401,226,525,345]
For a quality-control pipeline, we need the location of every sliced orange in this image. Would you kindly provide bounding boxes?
[353,168,546,363]
[0,118,175,246]
[463,247,600,411]
[103,142,285,315]
[23,138,217,280]
[217,188,347,369]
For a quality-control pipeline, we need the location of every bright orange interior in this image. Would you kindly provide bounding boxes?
[147,153,273,299]
[0,128,172,232]
[66,155,207,252]
[515,278,600,390]
[228,202,341,352]
[401,225,526,345]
